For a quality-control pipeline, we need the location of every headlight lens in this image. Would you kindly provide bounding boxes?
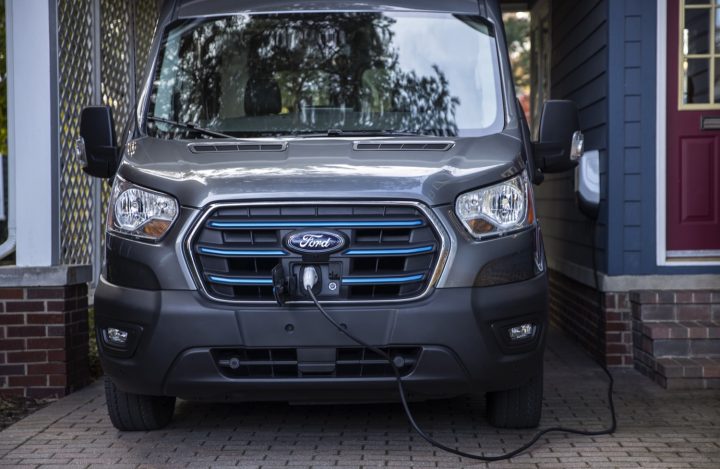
[107,178,178,241]
[455,171,534,239]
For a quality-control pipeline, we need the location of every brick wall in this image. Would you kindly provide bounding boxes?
[0,284,90,398]
[605,291,633,366]
[632,290,720,390]
[548,270,633,366]
[549,267,720,387]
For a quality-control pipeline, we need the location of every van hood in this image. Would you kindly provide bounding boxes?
[117,134,525,208]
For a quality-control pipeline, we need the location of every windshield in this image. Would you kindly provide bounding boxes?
[146,12,504,139]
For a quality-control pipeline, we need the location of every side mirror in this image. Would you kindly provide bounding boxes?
[76,106,118,178]
[533,100,584,174]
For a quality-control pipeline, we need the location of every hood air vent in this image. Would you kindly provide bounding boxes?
[189,142,288,153]
[353,141,455,151]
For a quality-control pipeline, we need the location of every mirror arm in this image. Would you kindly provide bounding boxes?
[533,141,569,173]
[82,145,119,178]
[534,100,583,175]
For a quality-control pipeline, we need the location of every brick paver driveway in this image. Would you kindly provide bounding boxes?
[1,329,718,469]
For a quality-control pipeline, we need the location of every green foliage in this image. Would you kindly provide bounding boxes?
[503,13,531,94]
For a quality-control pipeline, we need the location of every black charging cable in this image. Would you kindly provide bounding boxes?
[304,282,617,462]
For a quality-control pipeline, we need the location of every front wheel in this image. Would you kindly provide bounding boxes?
[104,377,176,431]
[485,370,543,429]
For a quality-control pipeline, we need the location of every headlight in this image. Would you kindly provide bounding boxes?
[107,177,178,241]
[455,171,534,240]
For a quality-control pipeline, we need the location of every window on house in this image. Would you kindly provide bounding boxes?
[681,0,720,107]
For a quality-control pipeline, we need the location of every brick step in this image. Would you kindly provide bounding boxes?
[642,321,720,340]
[656,356,720,379]
[634,321,720,358]
[634,303,716,322]
[649,337,720,358]
[662,377,720,390]
[631,291,720,389]
[635,350,720,389]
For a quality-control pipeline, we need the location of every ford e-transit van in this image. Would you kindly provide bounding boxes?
[78,0,584,431]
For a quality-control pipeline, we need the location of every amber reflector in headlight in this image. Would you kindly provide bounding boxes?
[455,171,534,240]
[107,177,178,241]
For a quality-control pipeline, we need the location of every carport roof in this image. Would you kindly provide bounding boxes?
[174,0,483,17]
[501,1,533,10]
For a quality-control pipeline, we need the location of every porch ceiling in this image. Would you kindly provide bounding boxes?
[501,0,534,11]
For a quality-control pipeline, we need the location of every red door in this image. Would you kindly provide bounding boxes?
[667,0,720,256]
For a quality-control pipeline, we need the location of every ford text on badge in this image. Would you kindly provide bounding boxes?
[285,231,346,254]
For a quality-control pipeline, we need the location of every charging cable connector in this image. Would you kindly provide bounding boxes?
[302,266,319,292]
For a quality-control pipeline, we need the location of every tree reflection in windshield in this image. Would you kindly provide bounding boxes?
[148,12,502,138]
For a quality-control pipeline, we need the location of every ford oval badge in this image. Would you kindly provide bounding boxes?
[286,230,346,255]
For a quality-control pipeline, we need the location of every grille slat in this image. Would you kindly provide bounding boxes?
[189,203,443,303]
[206,219,425,230]
[197,246,288,257]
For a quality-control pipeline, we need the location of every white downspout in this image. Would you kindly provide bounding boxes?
[0,0,15,260]
[0,152,15,260]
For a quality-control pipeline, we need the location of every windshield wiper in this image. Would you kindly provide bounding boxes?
[147,116,234,139]
[294,129,422,138]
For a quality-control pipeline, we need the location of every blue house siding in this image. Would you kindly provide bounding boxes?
[535,0,609,272]
[607,0,713,275]
[544,0,716,276]
[524,0,718,371]
[605,0,658,275]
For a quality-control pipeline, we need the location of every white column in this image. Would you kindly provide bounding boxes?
[6,0,60,266]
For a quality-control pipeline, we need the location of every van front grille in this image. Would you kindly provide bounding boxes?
[187,203,445,303]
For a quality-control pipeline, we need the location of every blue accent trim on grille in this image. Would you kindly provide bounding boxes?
[208,220,424,229]
[342,274,425,285]
[208,276,274,286]
[344,245,434,256]
[199,247,286,257]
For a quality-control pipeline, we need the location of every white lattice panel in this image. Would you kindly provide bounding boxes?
[58,0,96,265]
[57,0,160,271]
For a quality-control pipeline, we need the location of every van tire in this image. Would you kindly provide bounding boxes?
[105,377,175,431]
[485,370,543,429]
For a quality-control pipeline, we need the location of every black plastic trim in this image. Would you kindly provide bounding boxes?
[95,273,548,399]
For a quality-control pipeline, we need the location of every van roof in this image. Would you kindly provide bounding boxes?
[174,0,484,18]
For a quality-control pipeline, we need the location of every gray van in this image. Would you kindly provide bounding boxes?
[78,0,583,431]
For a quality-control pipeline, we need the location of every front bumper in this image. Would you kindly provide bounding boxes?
[95,272,548,401]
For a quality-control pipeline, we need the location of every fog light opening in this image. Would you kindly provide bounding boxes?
[105,327,129,346]
[508,323,536,342]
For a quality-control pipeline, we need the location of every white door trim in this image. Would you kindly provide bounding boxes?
[656,0,720,266]
[656,0,667,267]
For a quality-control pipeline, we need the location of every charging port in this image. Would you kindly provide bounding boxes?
[291,263,342,299]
